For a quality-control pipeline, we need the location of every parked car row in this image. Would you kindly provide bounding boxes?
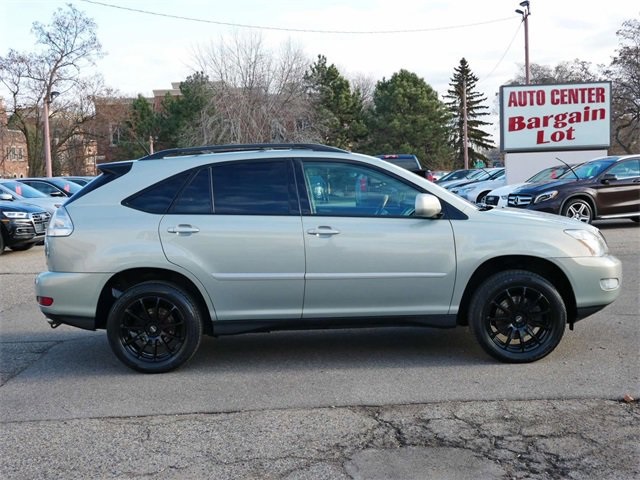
[0,176,93,254]
[443,155,640,224]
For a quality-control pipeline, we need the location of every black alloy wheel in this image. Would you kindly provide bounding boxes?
[469,270,566,363]
[562,199,593,223]
[106,281,203,373]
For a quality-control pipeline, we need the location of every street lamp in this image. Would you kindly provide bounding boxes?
[43,90,59,177]
[515,0,531,85]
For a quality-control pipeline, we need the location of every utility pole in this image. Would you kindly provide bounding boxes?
[516,1,531,84]
[462,79,469,169]
[43,91,59,177]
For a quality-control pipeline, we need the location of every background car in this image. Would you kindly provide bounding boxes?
[435,168,477,186]
[18,177,82,197]
[440,168,504,191]
[376,154,433,181]
[485,163,583,207]
[507,155,640,223]
[58,176,95,186]
[0,179,62,214]
[451,169,507,204]
[431,170,450,182]
[0,199,50,254]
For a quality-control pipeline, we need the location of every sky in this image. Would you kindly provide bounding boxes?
[1,0,637,138]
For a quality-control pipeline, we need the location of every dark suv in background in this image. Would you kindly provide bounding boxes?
[0,197,51,254]
[507,155,640,223]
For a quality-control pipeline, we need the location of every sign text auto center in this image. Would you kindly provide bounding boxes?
[500,82,611,153]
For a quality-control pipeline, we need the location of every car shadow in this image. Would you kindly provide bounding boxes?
[593,219,639,229]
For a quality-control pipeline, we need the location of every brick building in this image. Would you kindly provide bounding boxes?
[0,100,29,178]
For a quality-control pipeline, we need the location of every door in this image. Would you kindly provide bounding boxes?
[595,159,640,216]
[299,160,457,318]
[159,160,305,321]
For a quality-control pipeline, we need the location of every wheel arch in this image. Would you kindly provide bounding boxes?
[560,193,597,218]
[457,255,577,326]
[475,190,491,203]
[95,267,214,334]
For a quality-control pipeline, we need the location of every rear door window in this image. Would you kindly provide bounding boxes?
[211,160,297,215]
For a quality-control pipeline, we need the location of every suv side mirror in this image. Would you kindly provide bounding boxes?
[415,193,442,218]
[0,193,14,201]
[601,173,616,184]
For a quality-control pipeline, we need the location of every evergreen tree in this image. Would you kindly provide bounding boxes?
[304,55,367,149]
[158,72,215,148]
[366,69,453,168]
[444,58,495,169]
[120,95,158,158]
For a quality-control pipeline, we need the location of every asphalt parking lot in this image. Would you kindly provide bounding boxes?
[0,219,638,479]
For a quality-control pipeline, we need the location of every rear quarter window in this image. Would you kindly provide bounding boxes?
[123,171,191,214]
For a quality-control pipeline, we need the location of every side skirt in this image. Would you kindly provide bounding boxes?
[211,315,457,336]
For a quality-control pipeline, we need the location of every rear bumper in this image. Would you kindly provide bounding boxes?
[35,271,110,330]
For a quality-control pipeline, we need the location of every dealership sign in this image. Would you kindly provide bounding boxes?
[500,82,611,152]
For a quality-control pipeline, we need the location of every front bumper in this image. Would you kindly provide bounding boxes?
[554,254,622,322]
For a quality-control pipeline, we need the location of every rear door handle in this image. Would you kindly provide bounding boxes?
[307,226,340,237]
[167,224,200,235]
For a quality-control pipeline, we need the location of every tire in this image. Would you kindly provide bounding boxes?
[106,281,203,373]
[468,270,566,363]
[476,191,490,204]
[562,199,593,223]
[0,229,5,255]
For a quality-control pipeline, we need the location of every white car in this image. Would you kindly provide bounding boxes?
[450,169,507,204]
[484,164,581,208]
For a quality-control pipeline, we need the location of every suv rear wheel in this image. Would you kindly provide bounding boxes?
[106,281,203,373]
[468,270,566,363]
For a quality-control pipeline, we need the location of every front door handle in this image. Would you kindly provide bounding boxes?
[167,224,200,235]
[307,226,340,237]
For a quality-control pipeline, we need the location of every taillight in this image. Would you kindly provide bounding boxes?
[38,296,54,306]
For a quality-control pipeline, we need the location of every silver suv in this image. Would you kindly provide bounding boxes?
[36,144,622,373]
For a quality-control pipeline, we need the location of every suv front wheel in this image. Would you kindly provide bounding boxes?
[468,270,566,363]
[562,199,593,223]
[106,281,203,373]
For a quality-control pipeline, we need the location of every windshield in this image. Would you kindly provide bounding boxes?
[438,169,473,182]
[470,168,503,182]
[49,178,83,194]
[572,160,615,179]
[0,180,49,198]
[528,165,568,183]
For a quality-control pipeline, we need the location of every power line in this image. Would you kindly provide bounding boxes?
[479,20,523,86]
[79,0,515,35]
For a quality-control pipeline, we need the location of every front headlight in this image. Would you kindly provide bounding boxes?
[564,229,608,256]
[2,211,28,219]
[534,190,558,203]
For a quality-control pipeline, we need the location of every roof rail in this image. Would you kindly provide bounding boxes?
[140,143,349,160]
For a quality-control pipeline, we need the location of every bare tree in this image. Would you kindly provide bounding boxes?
[606,18,640,154]
[0,4,105,175]
[191,33,315,144]
[350,73,376,108]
